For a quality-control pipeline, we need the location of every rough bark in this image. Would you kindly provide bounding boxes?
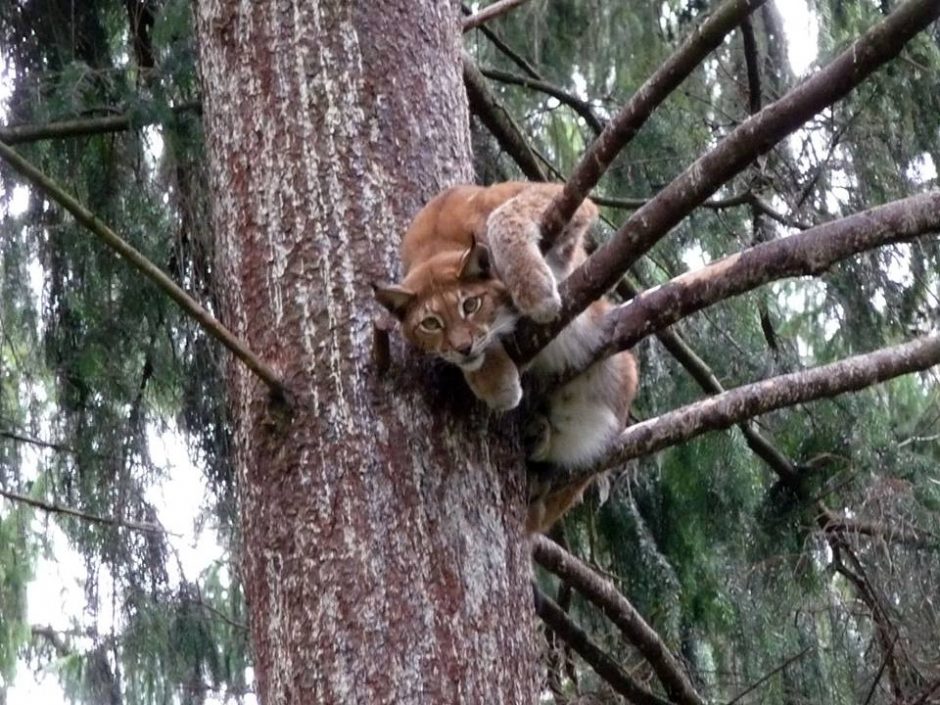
[194,2,539,703]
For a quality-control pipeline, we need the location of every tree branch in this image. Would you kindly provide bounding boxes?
[0,487,170,534]
[0,101,201,145]
[0,139,288,401]
[479,67,605,135]
[509,0,940,363]
[588,190,940,365]
[463,0,534,32]
[462,55,547,181]
[533,536,705,705]
[535,0,769,249]
[533,587,674,705]
[591,334,940,477]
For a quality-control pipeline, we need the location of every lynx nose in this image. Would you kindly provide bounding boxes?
[456,342,473,356]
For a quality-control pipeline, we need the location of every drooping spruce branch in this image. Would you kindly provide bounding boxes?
[533,587,674,705]
[509,0,940,363]
[462,0,534,32]
[0,487,169,534]
[588,334,940,478]
[0,101,201,145]
[579,190,940,371]
[0,139,288,400]
[536,0,769,248]
[533,536,705,705]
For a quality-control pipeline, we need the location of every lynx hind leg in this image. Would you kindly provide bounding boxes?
[486,189,562,323]
[462,341,522,411]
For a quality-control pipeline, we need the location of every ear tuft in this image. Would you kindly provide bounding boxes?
[372,283,415,319]
[458,239,491,280]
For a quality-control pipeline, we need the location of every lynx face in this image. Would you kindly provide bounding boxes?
[375,244,517,370]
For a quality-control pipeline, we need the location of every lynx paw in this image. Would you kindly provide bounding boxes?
[512,281,561,323]
[523,414,553,461]
[484,376,523,412]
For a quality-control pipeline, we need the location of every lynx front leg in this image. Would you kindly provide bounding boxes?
[462,341,522,411]
[486,193,562,323]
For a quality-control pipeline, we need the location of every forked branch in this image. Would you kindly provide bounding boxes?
[534,536,705,705]
[534,587,673,705]
[509,0,940,363]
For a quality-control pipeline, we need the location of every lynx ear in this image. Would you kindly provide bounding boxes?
[458,239,491,280]
[373,283,415,319]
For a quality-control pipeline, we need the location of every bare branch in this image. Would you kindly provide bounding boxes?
[614,279,801,482]
[534,587,674,705]
[0,139,289,401]
[591,191,940,363]
[509,0,940,363]
[462,55,547,181]
[725,646,814,705]
[533,536,705,705]
[536,0,769,249]
[594,334,940,474]
[479,67,605,134]
[0,102,200,145]
[0,487,170,535]
[463,0,534,32]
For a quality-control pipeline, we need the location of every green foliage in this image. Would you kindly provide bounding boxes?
[1,0,938,703]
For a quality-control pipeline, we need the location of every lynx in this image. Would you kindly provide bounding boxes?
[375,182,637,531]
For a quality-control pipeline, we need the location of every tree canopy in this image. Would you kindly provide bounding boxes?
[0,1,938,703]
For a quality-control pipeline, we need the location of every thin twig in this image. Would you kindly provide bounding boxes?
[725,645,813,705]
[479,67,604,134]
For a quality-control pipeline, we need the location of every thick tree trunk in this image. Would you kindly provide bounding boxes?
[193,2,539,703]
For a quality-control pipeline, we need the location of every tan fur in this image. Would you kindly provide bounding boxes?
[376,182,638,532]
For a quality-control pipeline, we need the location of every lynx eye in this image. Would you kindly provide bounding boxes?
[419,315,444,332]
[461,296,482,316]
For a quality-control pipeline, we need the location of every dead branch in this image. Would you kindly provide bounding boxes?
[463,0,534,32]
[534,587,674,705]
[509,0,940,364]
[587,191,940,366]
[0,487,169,534]
[479,67,605,134]
[0,139,288,401]
[536,0,769,249]
[462,55,547,181]
[725,646,813,705]
[592,334,940,478]
[533,536,705,705]
[0,101,200,145]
